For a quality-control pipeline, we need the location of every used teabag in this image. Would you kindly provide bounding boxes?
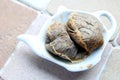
[67,12,104,53]
[46,22,78,61]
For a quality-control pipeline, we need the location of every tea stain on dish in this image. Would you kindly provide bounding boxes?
[87,64,93,69]
[80,66,83,69]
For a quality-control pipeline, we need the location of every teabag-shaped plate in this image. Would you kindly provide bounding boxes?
[18,6,116,72]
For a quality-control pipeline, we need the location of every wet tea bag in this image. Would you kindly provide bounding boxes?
[46,22,78,61]
[67,12,104,53]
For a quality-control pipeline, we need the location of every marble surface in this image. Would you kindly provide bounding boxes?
[18,0,51,11]
[0,0,37,68]
[100,47,120,80]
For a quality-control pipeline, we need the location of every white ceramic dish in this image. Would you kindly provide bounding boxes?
[18,6,116,72]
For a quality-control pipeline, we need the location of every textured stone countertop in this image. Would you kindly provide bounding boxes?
[0,0,37,68]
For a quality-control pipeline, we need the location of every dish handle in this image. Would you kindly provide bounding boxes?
[93,10,117,36]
